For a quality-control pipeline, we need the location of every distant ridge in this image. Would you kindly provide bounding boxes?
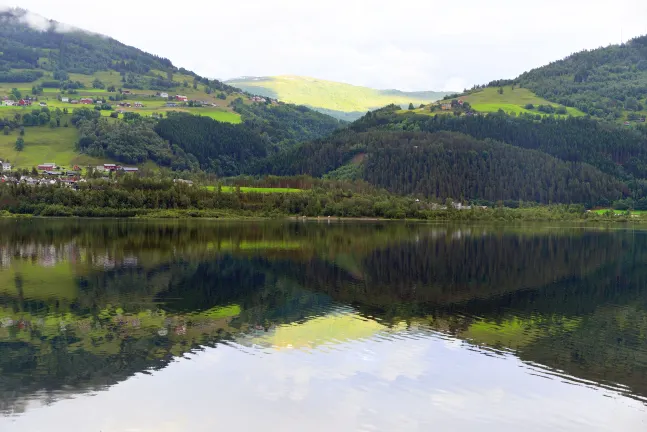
[226,75,452,121]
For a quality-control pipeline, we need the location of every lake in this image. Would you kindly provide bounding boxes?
[0,219,646,431]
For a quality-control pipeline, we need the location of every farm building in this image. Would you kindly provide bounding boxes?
[103,164,119,171]
[61,97,69,102]
[165,102,177,107]
[80,98,93,104]
[121,167,139,173]
[70,100,79,104]
[38,163,56,171]
[39,102,47,107]
[18,99,31,106]
[121,90,131,95]
[134,102,144,108]
[159,92,169,98]
[175,95,188,102]
[2,100,14,106]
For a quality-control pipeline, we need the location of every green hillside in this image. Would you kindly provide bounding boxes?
[436,87,584,117]
[0,9,342,171]
[226,75,451,121]
[517,35,647,122]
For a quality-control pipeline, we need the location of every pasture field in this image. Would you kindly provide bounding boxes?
[455,87,584,116]
[0,126,113,169]
[205,186,304,193]
[590,209,647,215]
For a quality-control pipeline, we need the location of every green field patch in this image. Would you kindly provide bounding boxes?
[0,125,114,169]
[205,186,303,193]
[452,87,585,117]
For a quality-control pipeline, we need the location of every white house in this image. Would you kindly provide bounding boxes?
[160,92,169,98]
[61,97,69,103]
[2,100,15,106]
[2,162,12,171]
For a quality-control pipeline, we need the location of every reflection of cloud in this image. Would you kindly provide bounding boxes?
[3,322,647,431]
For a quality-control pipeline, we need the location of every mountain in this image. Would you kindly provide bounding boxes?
[254,104,647,206]
[0,9,342,172]
[226,75,451,121]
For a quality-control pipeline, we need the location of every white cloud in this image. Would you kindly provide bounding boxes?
[2,0,647,90]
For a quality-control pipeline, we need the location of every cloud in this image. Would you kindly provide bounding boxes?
[0,6,86,34]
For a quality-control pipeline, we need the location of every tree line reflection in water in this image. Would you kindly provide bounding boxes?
[0,219,646,413]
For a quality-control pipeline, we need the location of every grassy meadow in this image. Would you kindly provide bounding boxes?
[0,125,115,169]
[459,87,584,116]
[205,186,304,193]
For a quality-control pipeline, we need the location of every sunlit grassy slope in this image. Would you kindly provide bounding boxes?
[0,125,116,169]
[450,87,585,116]
[227,75,451,119]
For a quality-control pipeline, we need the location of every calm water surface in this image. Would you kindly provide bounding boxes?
[0,219,646,431]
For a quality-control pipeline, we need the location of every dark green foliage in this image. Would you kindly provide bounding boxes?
[349,108,647,182]
[0,70,43,82]
[232,99,343,147]
[518,35,647,118]
[154,113,268,175]
[257,130,625,205]
[15,136,24,151]
[74,113,198,170]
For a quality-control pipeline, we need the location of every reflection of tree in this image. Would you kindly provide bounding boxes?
[1,222,647,413]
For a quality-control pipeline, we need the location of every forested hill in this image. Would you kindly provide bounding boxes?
[253,105,647,206]
[255,129,625,205]
[516,35,647,121]
[0,8,235,93]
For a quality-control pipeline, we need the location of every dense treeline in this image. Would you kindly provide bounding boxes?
[0,70,43,82]
[517,35,647,119]
[340,107,647,192]
[155,113,269,176]
[255,130,626,205]
[232,99,344,147]
[73,109,198,170]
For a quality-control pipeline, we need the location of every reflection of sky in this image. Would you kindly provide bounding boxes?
[2,315,646,432]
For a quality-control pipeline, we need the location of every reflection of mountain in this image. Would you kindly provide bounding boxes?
[1,221,647,413]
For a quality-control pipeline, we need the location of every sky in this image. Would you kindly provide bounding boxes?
[2,0,647,91]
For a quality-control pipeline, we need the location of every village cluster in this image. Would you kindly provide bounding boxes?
[0,162,138,187]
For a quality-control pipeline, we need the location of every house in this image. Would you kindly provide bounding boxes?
[103,164,120,171]
[624,121,631,126]
[174,179,194,186]
[66,171,80,177]
[80,98,93,104]
[18,99,31,106]
[121,90,131,95]
[159,92,169,98]
[134,102,144,108]
[61,97,69,103]
[250,96,266,103]
[1,162,11,171]
[39,102,47,107]
[2,100,14,106]
[175,95,188,102]
[165,102,177,107]
[441,103,452,110]
[45,171,62,176]
[38,163,56,171]
[70,100,79,104]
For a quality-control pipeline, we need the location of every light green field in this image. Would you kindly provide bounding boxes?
[205,186,303,193]
[0,126,113,169]
[452,87,584,116]
[227,75,449,114]
[591,209,647,215]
